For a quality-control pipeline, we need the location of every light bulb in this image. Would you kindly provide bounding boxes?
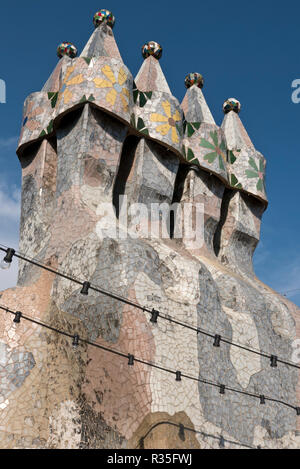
[0,259,11,270]
[72,334,79,348]
[0,248,15,270]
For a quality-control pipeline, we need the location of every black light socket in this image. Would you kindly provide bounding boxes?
[175,371,182,381]
[128,354,134,366]
[3,248,15,263]
[80,281,90,295]
[213,334,221,347]
[139,438,144,449]
[150,309,159,323]
[219,384,225,395]
[178,423,185,441]
[260,395,266,405]
[270,355,278,367]
[13,311,22,323]
[72,334,79,347]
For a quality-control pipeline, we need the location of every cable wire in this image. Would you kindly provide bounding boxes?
[135,420,257,450]
[0,303,299,416]
[1,245,300,371]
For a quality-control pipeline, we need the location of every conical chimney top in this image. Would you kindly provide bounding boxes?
[221,98,254,150]
[181,73,215,125]
[135,42,171,94]
[80,10,122,60]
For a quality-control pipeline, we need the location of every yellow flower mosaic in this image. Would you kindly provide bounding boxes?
[150,101,181,143]
[93,65,130,112]
[58,66,84,106]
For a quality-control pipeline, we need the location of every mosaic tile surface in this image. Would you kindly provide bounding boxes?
[93,9,115,29]
[57,42,77,59]
[141,41,163,60]
[184,72,204,89]
[16,25,267,204]
[1,12,299,449]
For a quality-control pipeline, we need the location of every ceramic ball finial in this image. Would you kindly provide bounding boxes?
[184,73,204,89]
[57,42,77,59]
[141,41,163,60]
[93,9,115,28]
[223,98,241,114]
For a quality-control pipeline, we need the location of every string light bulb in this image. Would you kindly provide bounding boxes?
[128,354,134,366]
[13,311,22,323]
[213,334,221,347]
[150,309,159,323]
[72,334,79,347]
[178,424,185,441]
[0,248,15,270]
[139,437,145,449]
[219,384,225,395]
[80,281,90,295]
[270,355,278,368]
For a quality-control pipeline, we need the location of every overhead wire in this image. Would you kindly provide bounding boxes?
[0,303,299,416]
[1,244,299,371]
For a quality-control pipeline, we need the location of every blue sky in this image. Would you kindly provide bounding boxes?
[0,1,299,305]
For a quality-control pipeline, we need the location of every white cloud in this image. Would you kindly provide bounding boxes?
[0,183,20,221]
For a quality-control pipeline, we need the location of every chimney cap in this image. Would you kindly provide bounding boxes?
[184,73,204,89]
[223,98,241,114]
[93,9,115,29]
[142,41,163,60]
[57,42,77,59]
